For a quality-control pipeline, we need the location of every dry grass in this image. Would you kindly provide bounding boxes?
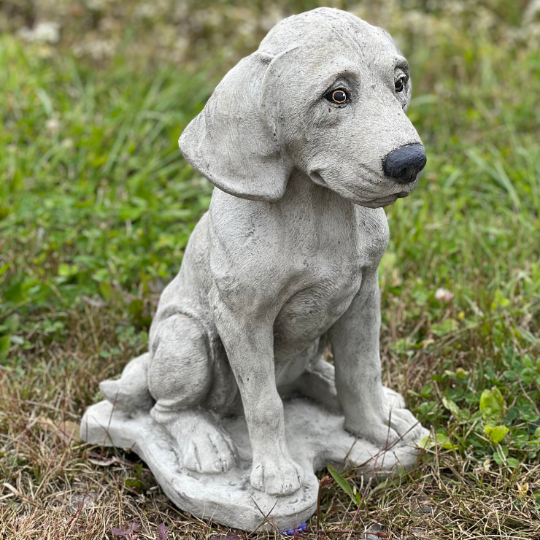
[1,304,539,539]
[2,0,540,538]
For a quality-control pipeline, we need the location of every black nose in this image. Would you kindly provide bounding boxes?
[382,143,427,184]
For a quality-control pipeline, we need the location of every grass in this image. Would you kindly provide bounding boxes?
[1,0,540,538]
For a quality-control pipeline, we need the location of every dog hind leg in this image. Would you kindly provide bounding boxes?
[286,336,406,413]
[148,314,238,473]
[100,352,154,411]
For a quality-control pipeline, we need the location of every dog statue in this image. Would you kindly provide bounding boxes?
[98,7,427,499]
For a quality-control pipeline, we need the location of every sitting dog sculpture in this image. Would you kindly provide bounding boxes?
[99,7,427,498]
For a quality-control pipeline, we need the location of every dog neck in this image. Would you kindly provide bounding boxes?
[284,169,355,210]
[277,169,362,231]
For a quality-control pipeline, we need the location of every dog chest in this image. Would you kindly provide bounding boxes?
[208,178,389,324]
[273,212,388,346]
[274,267,363,347]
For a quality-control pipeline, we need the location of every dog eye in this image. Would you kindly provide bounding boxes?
[395,77,405,93]
[325,89,348,104]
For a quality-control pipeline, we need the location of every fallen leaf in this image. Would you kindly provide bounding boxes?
[69,491,97,512]
[56,420,80,443]
[111,522,141,539]
[38,417,80,444]
[88,456,121,467]
[156,523,169,539]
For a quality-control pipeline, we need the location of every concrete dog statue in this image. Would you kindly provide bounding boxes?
[99,7,427,498]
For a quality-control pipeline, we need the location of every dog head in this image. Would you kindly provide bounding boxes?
[180,8,426,207]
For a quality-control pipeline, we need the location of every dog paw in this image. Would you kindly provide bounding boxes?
[100,353,153,411]
[347,406,425,447]
[250,453,303,496]
[165,410,238,473]
[387,407,427,443]
[382,386,406,409]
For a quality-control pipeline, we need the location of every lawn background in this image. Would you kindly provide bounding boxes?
[1,0,540,538]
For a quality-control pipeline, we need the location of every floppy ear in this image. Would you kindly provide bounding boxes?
[179,48,297,201]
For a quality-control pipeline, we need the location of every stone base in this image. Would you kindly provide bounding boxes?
[80,398,424,532]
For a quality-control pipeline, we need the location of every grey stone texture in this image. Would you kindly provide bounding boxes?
[82,386,422,532]
[81,7,429,532]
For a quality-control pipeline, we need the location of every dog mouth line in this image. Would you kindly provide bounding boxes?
[309,170,412,203]
[373,190,409,201]
[368,194,399,203]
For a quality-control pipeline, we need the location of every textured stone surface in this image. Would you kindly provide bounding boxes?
[81,397,423,532]
[80,6,429,531]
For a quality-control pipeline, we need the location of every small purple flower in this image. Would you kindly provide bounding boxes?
[281,523,307,535]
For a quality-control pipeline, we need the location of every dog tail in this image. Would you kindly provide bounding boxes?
[99,353,154,412]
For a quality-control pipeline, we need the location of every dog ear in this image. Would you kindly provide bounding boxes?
[179,48,297,201]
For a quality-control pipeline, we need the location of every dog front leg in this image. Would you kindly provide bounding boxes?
[329,268,425,447]
[214,303,303,496]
